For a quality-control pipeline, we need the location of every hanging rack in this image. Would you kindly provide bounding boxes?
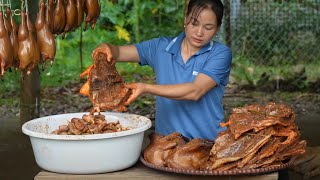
[0,0,9,8]
[0,0,22,16]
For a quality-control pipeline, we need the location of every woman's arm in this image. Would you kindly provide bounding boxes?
[125,73,217,104]
[92,43,140,63]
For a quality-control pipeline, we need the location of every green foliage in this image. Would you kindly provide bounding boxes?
[100,0,185,42]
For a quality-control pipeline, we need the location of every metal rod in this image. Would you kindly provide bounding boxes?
[25,0,28,13]
[1,0,4,12]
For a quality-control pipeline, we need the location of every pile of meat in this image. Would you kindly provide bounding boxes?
[80,52,132,113]
[143,132,214,170]
[51,113,130,135]
[143,103,306,171]
[203,102,306,171]
[0,0,100,79]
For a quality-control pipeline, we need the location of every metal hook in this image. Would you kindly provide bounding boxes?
[13,9,21,16]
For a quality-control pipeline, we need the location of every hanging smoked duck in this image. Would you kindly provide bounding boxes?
[0,11,14,78]
[76,0,85,27]
[63,0,78,38]
[18,12,33,76]
[46,0,54,32]
[52,0,66,35]
[6,7,19,70]
[84,0,100,30]
[35,0,56,70]
[26,13,41,68]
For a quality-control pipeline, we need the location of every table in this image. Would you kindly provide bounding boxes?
[34,162,278,180]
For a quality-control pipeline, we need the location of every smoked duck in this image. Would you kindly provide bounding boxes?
[26,13,41,68]
[80,51,132,113]
[84,0,100,30]
[76,0,85,27]
[0,11,14,78]
[63,0,78,37]
[46,0,54,32]
[52,0,66,35]
[6,8,19,70]
[35,0,56,70]
[143,132,187,166]
[165,138,213,170]
[17,12,33,76]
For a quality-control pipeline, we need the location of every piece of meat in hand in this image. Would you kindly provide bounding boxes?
[143,132,187,166]
[80,52,132,113]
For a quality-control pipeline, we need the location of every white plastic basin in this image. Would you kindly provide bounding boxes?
[22,112,152,174]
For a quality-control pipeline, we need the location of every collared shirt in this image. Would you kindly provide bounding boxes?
[134,32,232,140]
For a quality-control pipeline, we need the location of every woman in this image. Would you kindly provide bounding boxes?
[92,0,232,140]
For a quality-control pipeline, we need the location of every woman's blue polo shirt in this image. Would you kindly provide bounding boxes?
[134,32,232,140]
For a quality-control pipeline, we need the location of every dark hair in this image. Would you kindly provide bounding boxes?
[186,0,224,27]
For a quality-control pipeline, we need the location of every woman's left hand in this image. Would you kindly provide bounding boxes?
[124,83,146,105]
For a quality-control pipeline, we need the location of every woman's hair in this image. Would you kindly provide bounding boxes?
[186,0,224,27]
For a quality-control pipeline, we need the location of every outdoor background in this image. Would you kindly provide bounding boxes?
[0,0,319,179]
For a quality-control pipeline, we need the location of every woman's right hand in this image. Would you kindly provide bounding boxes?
[92,43,114,62]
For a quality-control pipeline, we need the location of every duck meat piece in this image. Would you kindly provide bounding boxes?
[26,13,41,67]
[18,12,33,76]
[51,114,130,135]
[35,0,56,70]
[277,140,307,161]
[209,130,234,155]
[46,0,54,32]
[80,52,132,113]
[244,136,281,167]
[84,0,100,30]
[63,0,78,37]
[165,138,213,170]
[0,11,14,78]
[52,0,66,35]
[143,132,187,166]
[207,128,272,170]
[6,8,19,70]
[221,102,295,139]
[76,0,86,27]
[270,124,299,145]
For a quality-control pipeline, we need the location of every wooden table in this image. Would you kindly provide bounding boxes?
[34,162,278,180]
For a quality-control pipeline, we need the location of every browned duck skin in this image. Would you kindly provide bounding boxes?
[143,132,187,166]
[165,138,213,170]
[35,0,56,70]
[52,0,66,35]
[84,0,100,30]
[76,0,85,27]
[6,8,19,70]
[46,0,54,32]
[0,11,14,78]
[17,12,33,77]
[26,13,41,71]
[63,0,78,38]
[79,52,132,113]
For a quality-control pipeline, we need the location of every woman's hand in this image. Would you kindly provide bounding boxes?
[124,83,146,105]
[92,43,114,62]
[291,146,320,179]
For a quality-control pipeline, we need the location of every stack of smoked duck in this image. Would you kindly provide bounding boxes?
[143,102,306,171]
[0,0,100,79]
[203,102,306,171]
